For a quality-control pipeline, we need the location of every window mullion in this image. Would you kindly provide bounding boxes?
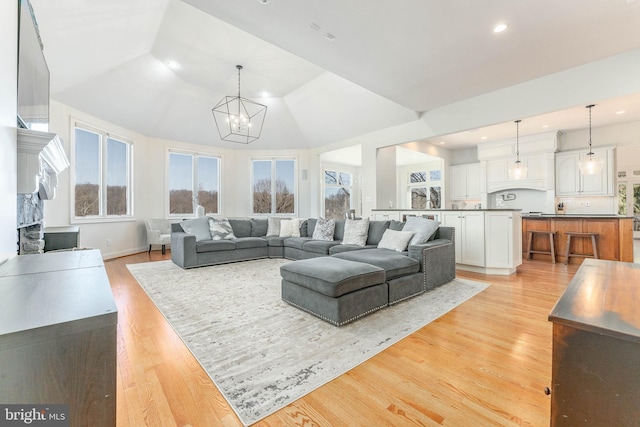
[100,133,107,216]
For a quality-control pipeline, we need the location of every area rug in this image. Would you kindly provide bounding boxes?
[127,258,489,426]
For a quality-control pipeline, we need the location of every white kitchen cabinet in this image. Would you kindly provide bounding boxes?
[371,210,401,221]
[441,210,522,275]
[441,210,485,267]
[555,148,614,196]
[486,154,550,192]
[450,163,481,200]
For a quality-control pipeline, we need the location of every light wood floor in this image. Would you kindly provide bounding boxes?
[106,251,581,426]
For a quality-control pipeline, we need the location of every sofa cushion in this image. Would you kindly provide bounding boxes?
[250,218,268,237]
[332,248,420,280]
[389,220,405,231]
[265,236,286,247]
[180,217,212,242]
[303,239,342,255]
[377,229,415,252]
[196,240,236,253]
[228,218,251,238]
[234,237,268,249]
[341,218,369,246]
[279,218,301,237]
[312,218,335,241]
[403,216,440,245]
[284,237,313,250]
[267,217,284,236]
[280,257,385,298]
[366,220,390,245]
[208,218,237,241]
[333,220,346,240]
[329,244,378,255]
[299,219,308,238]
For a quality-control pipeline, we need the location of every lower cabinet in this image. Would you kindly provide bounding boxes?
[441,210,522,275]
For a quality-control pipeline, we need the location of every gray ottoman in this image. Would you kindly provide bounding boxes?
[280,257,388,326]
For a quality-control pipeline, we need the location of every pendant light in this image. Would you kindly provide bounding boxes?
[212,65,267,144]
[577,104,604,175]
[508,119,527,180]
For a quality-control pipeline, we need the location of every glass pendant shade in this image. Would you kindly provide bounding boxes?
[579,104,602,175]
[212,65,267,144]
[508,160,528,180]
[578,153,604,175]
[509,119,527,180]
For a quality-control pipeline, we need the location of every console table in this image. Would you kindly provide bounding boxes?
[0,249,117,427]
[548,258,640,426]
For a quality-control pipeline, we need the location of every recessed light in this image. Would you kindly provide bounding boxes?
[481,136,488,140]
[439,141,445,145]
[257,0,270,4]
[616,110,626,115]
[542,124,549,128]
[166,60,180,70]
[494,23,508,33]
[260,91,271,98]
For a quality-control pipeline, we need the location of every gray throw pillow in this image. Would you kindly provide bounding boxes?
[180,217,212,242]
[377,229,415,252]
[208,217,236,241]
[266,217,284,237]
[403,216,440,246]
[312,218,335,241]
[341,218,370,246]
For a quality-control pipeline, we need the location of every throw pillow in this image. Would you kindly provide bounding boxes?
[311,218,335,241]
[377,229,415,252]
[279,218,301,238]
[341,218,370,246]
[180,217,211,242]
[208,217,236,241]
[403,216,440,246]
[266,217,284,237]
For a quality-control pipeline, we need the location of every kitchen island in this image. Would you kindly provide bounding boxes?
[522,214,634,264]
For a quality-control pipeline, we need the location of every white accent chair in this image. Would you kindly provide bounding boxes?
[145,219,172,254]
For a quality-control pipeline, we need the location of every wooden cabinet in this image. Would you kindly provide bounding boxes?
[441,210,521,275]
[549,259,640,426]
[0,250,117,427]
[450,163,480,200]
[555,148,614,196]
[522,216,633,264]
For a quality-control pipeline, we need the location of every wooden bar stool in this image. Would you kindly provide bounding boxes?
[564,232,599,265]
[526,230,556,263]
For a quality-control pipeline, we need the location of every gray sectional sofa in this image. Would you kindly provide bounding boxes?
[171,216,456,325]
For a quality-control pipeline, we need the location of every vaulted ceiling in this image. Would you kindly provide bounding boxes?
[31,0,640,151]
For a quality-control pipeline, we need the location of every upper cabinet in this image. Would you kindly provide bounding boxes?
[555,148,614,196]
[486,153,552,193]
[450,163,480,200]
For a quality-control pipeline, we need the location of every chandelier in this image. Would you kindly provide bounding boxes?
[212,65,267,144]
[578,104,604,175]
[508,119,527,180]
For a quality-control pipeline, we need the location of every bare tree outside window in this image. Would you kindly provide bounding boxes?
[253,159,295,214]
[324,169,352,219]
[168,152,220,216]
[411,187,427,209]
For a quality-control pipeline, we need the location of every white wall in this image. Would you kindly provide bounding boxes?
[0,1,18,264]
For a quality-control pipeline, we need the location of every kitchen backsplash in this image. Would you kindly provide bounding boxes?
[555,196,617,215]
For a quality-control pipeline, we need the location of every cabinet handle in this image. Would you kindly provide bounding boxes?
[544,387,551,396]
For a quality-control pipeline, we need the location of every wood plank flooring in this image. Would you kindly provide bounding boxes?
[106,251,580,426]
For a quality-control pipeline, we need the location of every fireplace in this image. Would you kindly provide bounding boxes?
[16,128,69,255]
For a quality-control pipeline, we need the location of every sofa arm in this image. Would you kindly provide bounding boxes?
[409,232,456,291]
[171,232,197,268]
[434,226,454,241]
[147,229,161,244]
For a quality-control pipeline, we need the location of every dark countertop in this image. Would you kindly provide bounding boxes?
[523,214,632,219]
[372,208,522,212]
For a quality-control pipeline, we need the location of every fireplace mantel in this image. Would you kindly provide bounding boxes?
[17,128,69,199]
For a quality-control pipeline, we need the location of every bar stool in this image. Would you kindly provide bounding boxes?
[564,232,599,265]
[526,230,557,263]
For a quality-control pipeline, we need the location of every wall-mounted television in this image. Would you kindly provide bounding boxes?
[17,0,49,132]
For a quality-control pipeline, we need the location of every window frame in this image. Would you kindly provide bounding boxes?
[407,170,428,210]
[70,120,134,223]
[322,167,354,220]
[250,157,297,216]
[165,148,222,219]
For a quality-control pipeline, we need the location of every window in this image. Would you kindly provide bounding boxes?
[408,171,427,210]
[252,159,295,214]
[73,124,133,219]
[167,151,220,216]
[324,169,352,219]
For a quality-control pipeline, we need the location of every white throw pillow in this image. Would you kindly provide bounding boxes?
[312,218,336,241]
[279,218,301,238]
[403,216,440,246]
[266,217,284,237]
[180,217,212,242]
[377,229,415,252]
[341,218,370,246]
[208,217,236,241]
